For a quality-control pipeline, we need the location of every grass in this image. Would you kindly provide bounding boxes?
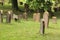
[0,0,60,40]
[0,19,60,40]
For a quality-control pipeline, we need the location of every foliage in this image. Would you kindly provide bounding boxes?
[26,0,41,11]
[26,0,53,11]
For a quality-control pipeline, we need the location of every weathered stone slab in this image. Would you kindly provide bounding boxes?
[40,19,45,34]
[6,11,12,23]
[52,16,57,24]
[0,10,3,23]
[33,13,36,21]
[23,12,27,20]
[33,13,40,22]
[13,14,18,22]
[36,13,40,22]
[43,11,49,28]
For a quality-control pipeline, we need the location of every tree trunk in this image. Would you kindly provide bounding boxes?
[11,0,19,10]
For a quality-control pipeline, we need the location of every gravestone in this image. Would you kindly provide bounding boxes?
[18,14,22,20]
[0,10,3,23]
[33,13,36,21]
[18,14,23,21]
[52,16,57,24]
[43,11,49,28]
[23,12,27,20]
[13,14,18,22]
[10,11,13,19]
[36,13,40,22]
[6,11,12,23]
[40,19,45,35]
[18,14,20,20]
[33,13,40,22]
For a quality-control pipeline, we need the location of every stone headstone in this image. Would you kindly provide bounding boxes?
[18,14,23,20]
[6,11,12,23]
[40,19,45,34]
[23,12,27,20]
[43,11,49,28]
[0,10,3,23]
[52,16,57,24]
[33,13,36,21]
[33,13,40,22]
[18,14,23,21]
[10,11,13,19]
[36,13,40,22]
[13,14,18,22]
[18,14,20,20]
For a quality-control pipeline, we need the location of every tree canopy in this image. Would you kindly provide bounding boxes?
[25,0,52,12]
[10,0,60,12]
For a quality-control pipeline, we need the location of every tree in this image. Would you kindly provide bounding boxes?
[8,0,12,3]
[26,0,41,12]
[11,0,19,10]
[26,0,53,12]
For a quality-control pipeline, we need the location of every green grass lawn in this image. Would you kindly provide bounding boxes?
[0,19,60,40]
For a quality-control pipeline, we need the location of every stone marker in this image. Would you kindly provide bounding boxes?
[6,11,11,23]
[18,14,23,19]
[0,10,3,23]
[13,14,18,22]
[40,19,45,34]
[43,11,49,28]
[52,16,57,24]
[33,13,40,22]
[23,12,27,20]
[18,14,20,20]
[36,13,40,22]
[10,11,13,19]
[33,13,36,21]
[18,14,23,21]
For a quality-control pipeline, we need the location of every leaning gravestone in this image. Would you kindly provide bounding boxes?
[43,11,49,28]
[23,12,27,20]
[0,10,3,23]
[6,11,12,23]
[40,19,45,35]
[52,16,57,24]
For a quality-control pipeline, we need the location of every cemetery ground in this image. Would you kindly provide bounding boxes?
[0,18,60,40]
[0,0,60,40]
